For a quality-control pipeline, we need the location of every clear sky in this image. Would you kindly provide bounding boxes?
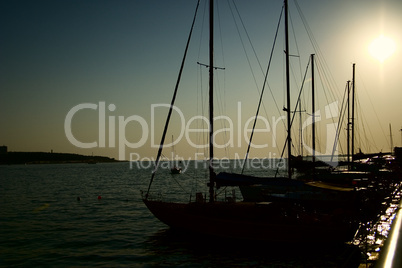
[1,0,401,161]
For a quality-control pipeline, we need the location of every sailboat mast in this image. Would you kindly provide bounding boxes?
[145,1,201,198]
[171,135,174,161]
[400,128,402,148]
[311,54,316,178]
[285,0,292,179]
[351,63,355,161]
[347,80,351,169]
[208,0,215,202]
[390,124,393,154]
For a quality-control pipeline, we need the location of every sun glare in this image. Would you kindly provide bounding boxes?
[368,35,396,62]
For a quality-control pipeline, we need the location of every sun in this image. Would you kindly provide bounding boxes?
[368,35,396,62]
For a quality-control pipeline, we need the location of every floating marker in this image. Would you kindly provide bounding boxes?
[98,195,102,200]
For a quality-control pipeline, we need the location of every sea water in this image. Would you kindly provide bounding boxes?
[0,162,362,267]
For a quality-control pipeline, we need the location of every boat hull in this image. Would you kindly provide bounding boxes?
[170,167,182,174]
[143,199,358,243]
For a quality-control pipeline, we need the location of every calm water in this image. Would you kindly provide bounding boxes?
[0,162,363,267]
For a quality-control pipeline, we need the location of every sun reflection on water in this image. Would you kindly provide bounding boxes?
[351,184,402,264]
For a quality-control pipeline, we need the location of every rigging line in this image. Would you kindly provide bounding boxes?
[289,58,311,145]
[356,94,375,152]
[362,120,371,152]
[275,57,311,177]
[214,68,231,158]
[215,3,227,149]
[230,0,263,74]
[199,66,210,159]
[146,0,201,198]
[214,5,229,158]
[226,1,260,95]
[301,80,308,154]
[360,104,379,152]
[289,60,301,99]
[317,56,341,106]
[196,64,206,159]
[293,0,342,102]
[230,0,282,121]
[289,62,303,155]
[196,1,208,134]
[240,5,284,174]
[160,153,169,161]
[337,85,347,156]
[288,3,303,80]
[288,59,306,153]
[275,141,287,177]
[216,0,226,68]
[171,173,192,197]
[316,66,337,126]
[355,96,363,151]
[315,56,340,107]
[197,0,207,60]
[199,39,229,158]
[314,62,340,150]
[215,186,228,197]
[354,99,362,152]
[331,82,348,162]
[356,69,387,150]
[310,55,335,103]
[195,64,213,159]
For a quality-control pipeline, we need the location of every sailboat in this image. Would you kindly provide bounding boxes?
[143,0,358,243]
[170,166,182,174]
[216,55,359,209]
[170,135,182,174]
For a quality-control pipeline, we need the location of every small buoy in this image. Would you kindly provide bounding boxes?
[98,195,102,200]
[77,196,81,201]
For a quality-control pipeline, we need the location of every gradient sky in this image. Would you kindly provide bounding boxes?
[1,0,401,161]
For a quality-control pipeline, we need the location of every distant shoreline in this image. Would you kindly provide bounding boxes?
[0,151,121,165]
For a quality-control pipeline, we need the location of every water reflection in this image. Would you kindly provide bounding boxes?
[351,183,402,264]
[143,228,361,267]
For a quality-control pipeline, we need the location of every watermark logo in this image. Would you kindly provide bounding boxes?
[64,101,339,169]
[302,101,339,166]
[128,151,286,172]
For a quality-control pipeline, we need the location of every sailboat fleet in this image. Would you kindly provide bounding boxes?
[143,0,401,243]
